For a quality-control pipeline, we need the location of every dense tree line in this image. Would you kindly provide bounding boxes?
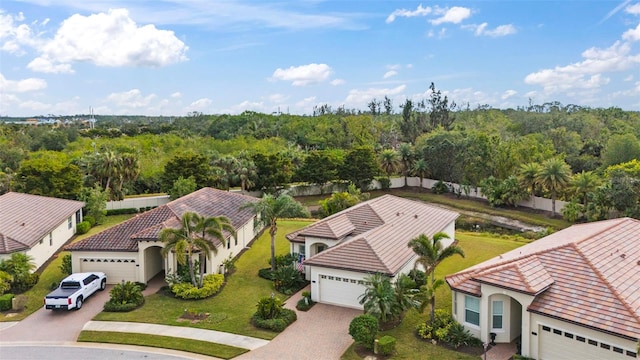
[2,91,640,222]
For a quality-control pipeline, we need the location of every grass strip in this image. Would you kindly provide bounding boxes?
[78,330,247,359]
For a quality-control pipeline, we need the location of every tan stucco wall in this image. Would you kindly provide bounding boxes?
[26,213,79,270]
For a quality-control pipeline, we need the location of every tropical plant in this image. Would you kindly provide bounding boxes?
[318,183,368,217]
[412,158,428,190]
[348,314,379,349]
[393,273,419,314]
[0,271,12,295]
[397,142,414,187]
[272,265,305,294]
[253,295,297,332]
[80,183,108,225]
[536,157,572,216]
[241,194,309,271]
[159,212,235,288]
[358,273,398,324]
[104,281,144,312]
[169,176,197,200]
[0,253,37,293]
[408,232,464,322]
[59,254,72,275]
[379,149,401,177]
[570,171,601,206]
[236,158,257,193]
[519,162,542,209]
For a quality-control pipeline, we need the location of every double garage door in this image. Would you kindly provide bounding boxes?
[79,257,137,284]
[318,274,366,309]
[538,324,636,360]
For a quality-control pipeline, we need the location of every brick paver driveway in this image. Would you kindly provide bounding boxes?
[237,291,361,360]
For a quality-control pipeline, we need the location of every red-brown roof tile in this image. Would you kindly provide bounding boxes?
[446,217,640,340]
[66,188,258,252]
[0,192,84,253]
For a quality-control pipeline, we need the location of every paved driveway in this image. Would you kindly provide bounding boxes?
[237,292,361,360]
[0,285,112,342]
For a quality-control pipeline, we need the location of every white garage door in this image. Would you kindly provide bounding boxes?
[538,324,633,360]
[318,274,365,309]
[79,257,137,284]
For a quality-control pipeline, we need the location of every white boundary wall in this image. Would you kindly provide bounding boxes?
[106,195,170,210]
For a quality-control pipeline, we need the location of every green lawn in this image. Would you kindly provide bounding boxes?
[92,220,315,340]
[78,331,247,359]
[0,215,134,322]
[341,231,527,360]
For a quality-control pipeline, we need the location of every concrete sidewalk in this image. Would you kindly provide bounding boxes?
[82,321,270,350]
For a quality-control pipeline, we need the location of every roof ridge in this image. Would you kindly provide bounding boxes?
[572,243,640,325]
[571,217,633,245]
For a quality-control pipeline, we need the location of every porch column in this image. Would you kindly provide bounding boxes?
[521,306,530,356]
[480,293,490,343]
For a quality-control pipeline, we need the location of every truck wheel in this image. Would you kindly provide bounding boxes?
[99,279,106,291]
[76,297,83,310]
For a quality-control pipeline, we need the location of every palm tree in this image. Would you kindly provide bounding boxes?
[241,194,309,271]
[398,143,414,187]
[237,159,257,194]
[379,149,400,177]
[358,273,397,324]
[536,158,572,217]
[412,158,428,191]
[408,232,464,322]
[518,162,542,209]
[159,212,235,288]
[571,171,601,206]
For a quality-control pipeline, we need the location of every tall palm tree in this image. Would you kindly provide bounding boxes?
[237,159,257,194]
[159,212,235,288]
[518,162,542,209]
[358,273,397,324]
[379,149,400,177]
[536,158,572,217]
[412,158,429,191]
[398,143,414,187]
[571,171,601,206]
[241,194,309,271]
[408,232,464,322]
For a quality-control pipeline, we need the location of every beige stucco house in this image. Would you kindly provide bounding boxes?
[286,194,459,309]
[66,188,261,284]
[446,217,640,360]
[0,192,84,270]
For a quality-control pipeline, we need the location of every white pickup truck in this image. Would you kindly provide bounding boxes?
[44,272,107,310]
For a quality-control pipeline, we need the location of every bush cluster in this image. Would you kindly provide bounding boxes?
[295,291,315,311]
[252,308,297,332]
[104,281,144,312]
[171,274,224,299]
[258,268,273,280]
[104,301,142,312]
[106,208,138,215]
[83,216,96,227]
[76,221,91,235]
[0,293,14,311]
[416,309,480,348]
[349,314,379,349]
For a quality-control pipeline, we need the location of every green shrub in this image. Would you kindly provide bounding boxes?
[296,297,315,311]
[104,301,142,312]
[444,322,480,348]
[171,274,224,299]
[59,254,72,275]
[0,293,14,311]
[258,268,273,280]
[377,177,391,190]
[252,308,297,332]
[377,335,396,355]
[11,272,39,293]
[105,281,144,312]
[431,180,449,194]
[76,221,91,235]
[407,269,426,288]
[349,314,379,349]
[83,215,96,227]
[272,265,305,294]
[0,271,12,295]
[106,208,139,215]
[255,295,284,319]
[49,281,59,290]
[415,310,478,348]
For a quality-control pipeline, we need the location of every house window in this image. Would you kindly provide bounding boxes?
[68,217,72,229]
[298,244,306,258]
[227,239,231,249]
[49,233,53,246]
[75,210,82,223]
[464,295,480,326]
[492,300,503,329]
[317,244,326,253]
[235,236,238,246]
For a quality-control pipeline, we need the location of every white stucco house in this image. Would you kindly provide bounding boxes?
[446,217,640,360]
[66,188,261,284]
[0,192,84,270]
[286,194,459,309]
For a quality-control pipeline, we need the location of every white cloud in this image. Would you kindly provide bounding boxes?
[622,23,640,41]
[105,89,157,108]
[386,4,432,24]
[525,41,640,94]
[0,10,41,55]
[330,78,345,86]
[27,57,74,73]
[295,96,317,109]
[467,23,517,37]
[186,98,212,112]
[427,28,447,39]
[0,73,47,92]
[344,85,406,108]
[170,92,182,98]
[624,74,634,81]
[501,90,518,99]
[271,63,333,86]
[626,3,640,15]
[383,70,398,79]
[268,93,289,103]
[430,7,472,26]
[30,8,188,73]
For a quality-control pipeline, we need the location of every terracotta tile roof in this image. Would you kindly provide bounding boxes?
[446,217,640,341]
[0,192,84,253]
[66,188,258,252]
[298,214,356,240]
[298,195,459,275]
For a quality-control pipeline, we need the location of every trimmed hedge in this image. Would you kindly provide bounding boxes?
[252,308,297,332]
[76,221,91,235]
[0,293,14,311]
[377,335,396,355]
[171,274,224,299]
[104,299,144,312]
[106,208,138,215]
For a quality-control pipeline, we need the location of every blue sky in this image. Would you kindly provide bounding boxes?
[1,1,639,117]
